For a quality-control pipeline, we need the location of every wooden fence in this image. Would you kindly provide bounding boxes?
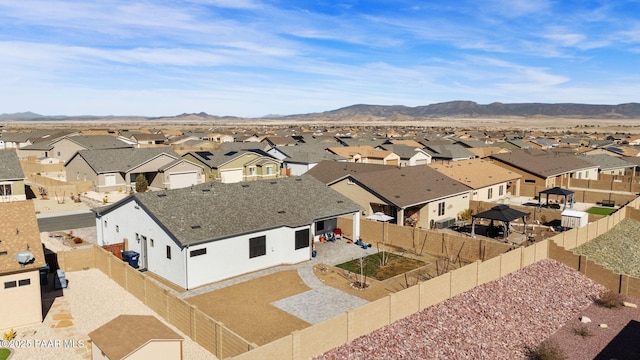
[56,245,255,359]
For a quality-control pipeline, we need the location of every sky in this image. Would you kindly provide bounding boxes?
[1,1,640,118]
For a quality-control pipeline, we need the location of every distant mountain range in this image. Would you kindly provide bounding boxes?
[2,101,640,121]
[286,101,640,120]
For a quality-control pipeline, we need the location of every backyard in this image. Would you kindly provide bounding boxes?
[586,206,618,216]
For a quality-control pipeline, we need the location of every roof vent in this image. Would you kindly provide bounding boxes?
[270,181,277,184]
[337,200,344,203]
[191,225,201,229]
[157,193,167,197]
[201,189,211,193]
[242,184,250,188]
[15,251,34,267]
[277,210,286,214]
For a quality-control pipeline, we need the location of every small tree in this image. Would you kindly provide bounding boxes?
[135,174,148,193]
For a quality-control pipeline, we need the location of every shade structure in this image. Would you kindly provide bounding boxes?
[366,212,394,222]
[471,204,528,239]
[538,187,575,210]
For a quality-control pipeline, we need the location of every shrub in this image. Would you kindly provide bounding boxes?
[572,324,593,338]
[527,339,567,360]
[595,289,624,309]
[135,174,149,193]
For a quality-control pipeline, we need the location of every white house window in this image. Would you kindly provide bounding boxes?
[105,174,116,186]
[248,167,256,176]
[4,281,16,289]
[18,279,30,286]
[150,239,154,247]
[295,229,310,250]
[249,235,266,258]
[76,172,80,181]
[265,166,273,175]
[0,183,11,196]
[438,202,445,216]
[104,220,107,228]
[166,246,171,259]
[315,220,325,232]
[499,185,504,196]
[488,188,493,199]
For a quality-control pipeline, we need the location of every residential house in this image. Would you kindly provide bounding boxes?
[326,145,400,165]
[429,159,522,201]
[266,144,344,176]
[466,146,510,158]
[261,136,298,148]
[0,201,45,331]
[17,135,134,163]
[130,133,167,145]
[376,144,432,166]
[490,149,599,188]
[93,176,362,289]
[206,132,234,143]
[0,150,26,201]
[0,132,35,149]
[306,161,472,229]
[423,144,476,162]
[89,315,183,360]
[65,148,203,192]
[182,149,281,183]
[578,154,637,176]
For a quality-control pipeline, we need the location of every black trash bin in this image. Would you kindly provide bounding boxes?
[39,264,50,285]
[121,251,140,269]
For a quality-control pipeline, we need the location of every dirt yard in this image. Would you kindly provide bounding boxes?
[185,270,311,345]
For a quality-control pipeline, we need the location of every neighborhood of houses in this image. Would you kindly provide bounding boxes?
[1,124,640,359]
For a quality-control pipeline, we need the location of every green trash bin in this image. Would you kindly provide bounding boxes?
[39,264,50,285]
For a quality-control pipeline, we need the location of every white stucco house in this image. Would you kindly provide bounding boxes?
[93,176,362,290]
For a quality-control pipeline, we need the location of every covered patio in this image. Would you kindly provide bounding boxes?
[538,187,575,210]
[470,204,529,241]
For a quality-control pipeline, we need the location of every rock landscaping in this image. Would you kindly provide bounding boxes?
[573,218,640,277]
[314,259,605,359]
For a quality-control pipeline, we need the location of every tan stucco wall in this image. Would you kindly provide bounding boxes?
[128,341,182,360]
[52,139,85,163]
[0,270,42,331]
[331,178,387,216]
[419,192,470,228]
[65,155,99,184]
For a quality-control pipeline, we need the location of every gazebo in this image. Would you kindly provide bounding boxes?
[471,204,528,240]
[538,187,575,210]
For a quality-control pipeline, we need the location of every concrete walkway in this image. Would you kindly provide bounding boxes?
[179,239,377,324]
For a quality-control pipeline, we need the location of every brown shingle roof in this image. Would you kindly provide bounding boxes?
[89,315,182,360]
[0,201,46,274]
[429,159,521,189]
[349,166,472,208]
[304,160,389,184]
[490,149,597,178]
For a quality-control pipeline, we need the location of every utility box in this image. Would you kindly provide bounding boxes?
[561,209,588,229]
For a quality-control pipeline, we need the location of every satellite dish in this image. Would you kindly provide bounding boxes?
[15,251,34,266]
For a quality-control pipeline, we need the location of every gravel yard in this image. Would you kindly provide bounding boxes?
[572,218,640,277]
[314,259,606,360]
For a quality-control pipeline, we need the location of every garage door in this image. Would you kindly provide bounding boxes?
[169,172,198,189]
[220,169,243,183]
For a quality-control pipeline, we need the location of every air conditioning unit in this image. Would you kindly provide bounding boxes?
[434,217,456,229]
